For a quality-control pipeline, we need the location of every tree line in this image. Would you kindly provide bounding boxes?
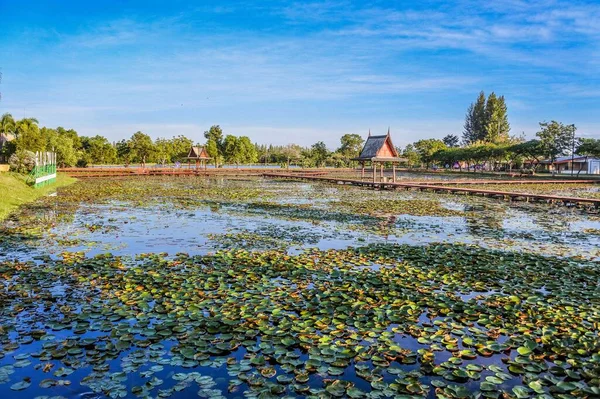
[2,90,599,174]
[398,91,600,174]
[0,113,369,170]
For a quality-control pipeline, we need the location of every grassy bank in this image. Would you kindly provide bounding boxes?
[0,172,76,220]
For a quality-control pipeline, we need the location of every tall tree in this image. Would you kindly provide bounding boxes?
[463,103,476,144]
[337,134,364,159]
[536,121,573,166]
[442,134,459,148]
[0,113,16,158]
[15,118,45,152]
[402,144,420,168]
[311,141,329,167]
[45,128,77,167]
[472,91,487,142]
[82,135,117,165]
[237,136,258,164]
[223,135,241,166]
[0,113,15,138]
[484,93,510,143]
[116,140,132,165]
[413,139,447,168]
[128,131,155,166]
[463,92,487,144]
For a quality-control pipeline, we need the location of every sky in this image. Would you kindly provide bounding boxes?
[1,0,599,148]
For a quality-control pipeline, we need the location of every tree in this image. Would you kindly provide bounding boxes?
[14,118,45,152]
[402,144,420,168]
[484,93,510,143]
[223,135,240,165]
[281,144,302,168]
[442,134,459,148]
[237,136,258,164]
[128,131,155,166]
[116,140,132,166]
[463,91,510,144]
[413,139,447,168]
[463,92,487,144]
[310,141,329,167]
[206,139,221,167]
[337,134,364,165]
[45,128,77,167]
[82,135,117,165]
[0,113,16,158]
[511,140,545,173]
[536,121,573,168]
[0,113,15,139]
[575,138,600,176]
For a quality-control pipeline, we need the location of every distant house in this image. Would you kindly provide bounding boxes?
[540,155,600,175]
[186,146,211,169]
[353,129,407,182]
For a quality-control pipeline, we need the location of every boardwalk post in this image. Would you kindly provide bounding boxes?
[361,162,365,180]
[392,164,396,183]
[380,164,384,182]
[372,164,376,183]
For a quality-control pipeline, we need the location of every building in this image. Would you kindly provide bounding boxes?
[352,129,406,182]
[540,155,600,175]
[186,146,211,169]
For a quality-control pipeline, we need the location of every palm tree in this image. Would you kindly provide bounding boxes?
[15,117,39,138]
[0,113,16,140]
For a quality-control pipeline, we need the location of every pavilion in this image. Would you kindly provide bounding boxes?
[186,146,211,169]
[353,129,406,183]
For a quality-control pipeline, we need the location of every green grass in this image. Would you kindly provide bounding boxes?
[0,172,76,220]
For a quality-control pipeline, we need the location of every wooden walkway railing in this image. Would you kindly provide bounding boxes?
[263,173,600,208]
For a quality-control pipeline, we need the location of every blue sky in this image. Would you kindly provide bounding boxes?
[1,0,599,148]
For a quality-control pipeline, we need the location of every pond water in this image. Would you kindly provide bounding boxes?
[0,177,599,399]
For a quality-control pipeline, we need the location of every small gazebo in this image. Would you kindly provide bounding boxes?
[186,146,211,169]
[353,129,406,183]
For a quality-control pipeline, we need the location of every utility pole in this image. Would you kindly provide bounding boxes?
[570,124,576,177]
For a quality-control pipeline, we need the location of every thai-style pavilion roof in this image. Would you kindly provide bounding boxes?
[353,129,406,162]
[186,146,211,160]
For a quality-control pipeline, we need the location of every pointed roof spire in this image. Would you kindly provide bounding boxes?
[368,129,371,137]
[387,126,390,136]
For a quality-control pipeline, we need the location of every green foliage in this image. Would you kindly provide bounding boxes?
[536,121,575,163]
[128,131,156,165]
[45,128,78,167]
[14,118,45,153]
[337,134,364,164]
[402,144,420,167]
[463,91,510,144]
[442,134,459,148]
[81,135,117,165]
[309,141,329,167]
[223,135,258,165]
[414,139,446,168]
[576,138,600,158]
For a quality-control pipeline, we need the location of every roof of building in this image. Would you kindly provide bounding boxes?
[353,129,406,162]
[540,154,600,164]
[186,146,211,160]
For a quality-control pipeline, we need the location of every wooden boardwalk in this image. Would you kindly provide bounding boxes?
[264,173,600,208]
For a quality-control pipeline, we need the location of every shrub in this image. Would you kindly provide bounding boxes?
[8,150,36,173]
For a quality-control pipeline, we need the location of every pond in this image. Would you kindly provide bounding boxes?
[0,177,598,398]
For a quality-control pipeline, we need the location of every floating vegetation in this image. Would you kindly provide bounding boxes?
[0,176,599,398]
[337,198,466,217]
[1,244,599,398]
